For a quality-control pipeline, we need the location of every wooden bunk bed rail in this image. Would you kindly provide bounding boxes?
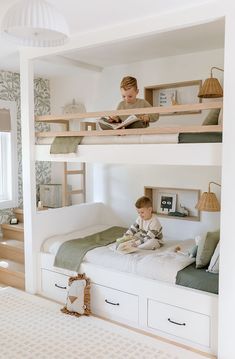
[35,102,222,123]
[36,125,222,138]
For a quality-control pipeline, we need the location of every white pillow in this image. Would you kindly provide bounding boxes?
[61,274,91,317]
[218,108,223,126]
[66,278,86,314]
[207,241,220,273]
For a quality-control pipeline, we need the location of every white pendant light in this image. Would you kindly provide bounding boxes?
[1,0,69,47]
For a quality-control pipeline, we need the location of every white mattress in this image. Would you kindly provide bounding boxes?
[36,133,179,145]
[41,224,110,254]
[41,225,195,284]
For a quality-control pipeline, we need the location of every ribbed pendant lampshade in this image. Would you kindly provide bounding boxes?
[198,78,223,98]
[198,67,224,98]
[195,181,221,212]
[1,0,69,47]
[195,192,220,212]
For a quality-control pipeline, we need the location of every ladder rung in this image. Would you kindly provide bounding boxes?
[65,190,84,195]
[65,170,85,175]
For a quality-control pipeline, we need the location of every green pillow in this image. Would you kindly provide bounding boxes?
[196,230,220,268]
[202,109,220,126]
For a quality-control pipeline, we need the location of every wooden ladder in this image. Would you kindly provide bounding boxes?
[62,162,86,206]
[0,208,25,290]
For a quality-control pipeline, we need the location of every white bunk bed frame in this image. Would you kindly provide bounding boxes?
[35,101,223,193]
[38,203,218,356]
[19,3,235,357]
[35,102,222,166]
[35,102,221,355]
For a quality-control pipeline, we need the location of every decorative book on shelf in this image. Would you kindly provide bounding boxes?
[98,115,140,130]
[144,186,200,221]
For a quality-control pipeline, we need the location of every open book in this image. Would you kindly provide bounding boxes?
[116,246,138,254]
[98,115,139,130]
[115,238,138,254]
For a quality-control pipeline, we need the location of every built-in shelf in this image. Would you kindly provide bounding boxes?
[144,80,202,115]
[144,186,200,221]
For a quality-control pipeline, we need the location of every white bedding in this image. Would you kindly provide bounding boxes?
[41,225,195,284]
[36,133,179,145]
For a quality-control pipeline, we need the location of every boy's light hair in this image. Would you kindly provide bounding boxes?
[120,76,138,91]
[135,196,152,209]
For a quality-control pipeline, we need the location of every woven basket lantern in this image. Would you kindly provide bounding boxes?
[198,67,224,98]
[196,191,220,212]
[198,78,223,98]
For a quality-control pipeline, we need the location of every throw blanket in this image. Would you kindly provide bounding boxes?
[54,226,126,271]
[135,241,195,283]
[50,136,83,154]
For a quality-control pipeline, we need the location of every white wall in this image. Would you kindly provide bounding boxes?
[50,69,100,114]
[90,163,221,239]
[93,48,224,125]
[218,4,235,359]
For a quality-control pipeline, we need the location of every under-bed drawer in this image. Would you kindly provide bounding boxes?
[41,269,69,303]
[91,283,139,325]
[148,299,210,347]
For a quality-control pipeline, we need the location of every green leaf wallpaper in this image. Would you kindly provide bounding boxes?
[0,70,51,224]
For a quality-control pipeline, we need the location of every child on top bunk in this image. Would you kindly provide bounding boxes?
[99,76,159,129]
[116,196,163,252]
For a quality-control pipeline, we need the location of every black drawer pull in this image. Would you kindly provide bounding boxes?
[168,318,186,326]
[105,299,120,306]
[55,283,67,290]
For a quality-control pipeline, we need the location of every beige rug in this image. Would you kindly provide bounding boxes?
[0,287,208,359]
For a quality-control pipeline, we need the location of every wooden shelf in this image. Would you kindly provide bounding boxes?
[145,186,200,221]
[144,80,202,115]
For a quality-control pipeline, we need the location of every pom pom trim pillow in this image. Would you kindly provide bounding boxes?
[61,273,91,317]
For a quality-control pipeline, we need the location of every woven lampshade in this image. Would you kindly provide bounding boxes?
[198,66,224,98]
[198,78,223,98]
[196,181,221,212]
[195,192,220,212]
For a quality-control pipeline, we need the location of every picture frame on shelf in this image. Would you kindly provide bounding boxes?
[157,192,177,214]
[144,186,200,221]
[144,80,202,116]
[159,89,177,107]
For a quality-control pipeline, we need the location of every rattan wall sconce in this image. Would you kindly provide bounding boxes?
[198,67,224,98]
[196,181,221,212]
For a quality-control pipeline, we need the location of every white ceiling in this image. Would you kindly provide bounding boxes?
[62,20,225,68]
[0,0,224,76]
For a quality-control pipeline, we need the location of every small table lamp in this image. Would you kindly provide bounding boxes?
[195,181,221,212]
[198,67,224,98]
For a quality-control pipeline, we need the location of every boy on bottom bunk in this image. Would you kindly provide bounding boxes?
[116,196,163,252]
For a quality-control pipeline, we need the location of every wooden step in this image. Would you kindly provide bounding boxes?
[0,239,24,264]
[1,223,24,241]
[13,208,24,223]
[0,258,25,290]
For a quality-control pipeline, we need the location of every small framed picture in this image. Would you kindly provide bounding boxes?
[157,193,177,214]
